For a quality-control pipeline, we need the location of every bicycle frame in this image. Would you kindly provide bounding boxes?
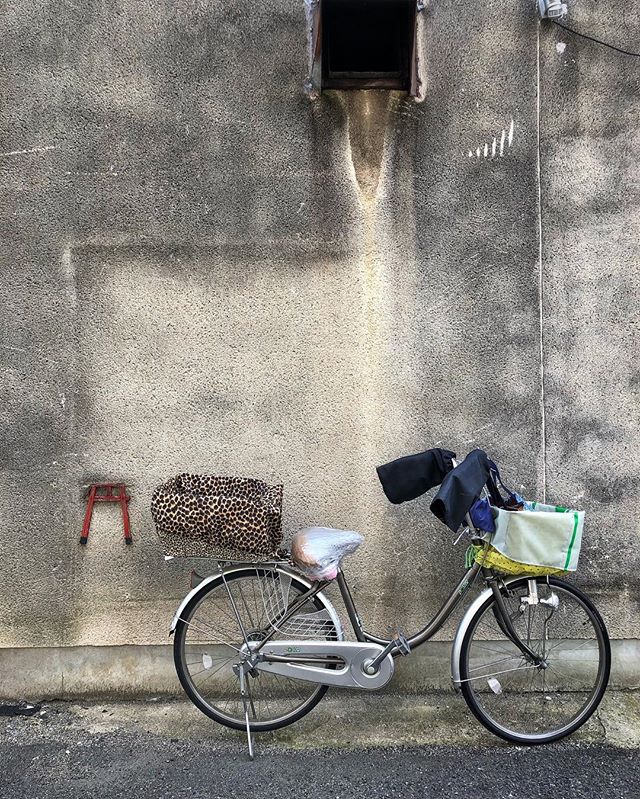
[348,564,482,650]
[246,560,479,654]
[249,551,541,666]
[172,514,543,674]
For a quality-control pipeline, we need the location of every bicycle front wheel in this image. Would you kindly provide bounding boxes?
[174,566,340,732]
[459,576,610,744]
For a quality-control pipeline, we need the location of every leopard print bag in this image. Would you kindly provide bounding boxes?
[151,474,283,560]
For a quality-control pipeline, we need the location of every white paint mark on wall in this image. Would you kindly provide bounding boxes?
[2,344,29,354]
[464,119,515,161]
[0,144,57,158]
[64,170,119,177]
[461,418,497,444]
[556,42,566,54]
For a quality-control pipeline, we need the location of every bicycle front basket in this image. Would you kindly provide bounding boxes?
[474,502,584,576]
[151,474,283,560]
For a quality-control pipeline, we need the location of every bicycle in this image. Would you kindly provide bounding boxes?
[169,464,610,757]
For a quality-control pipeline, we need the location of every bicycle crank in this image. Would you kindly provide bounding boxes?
[252,640,395,690]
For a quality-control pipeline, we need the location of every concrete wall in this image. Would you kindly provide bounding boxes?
[1,0,639,680]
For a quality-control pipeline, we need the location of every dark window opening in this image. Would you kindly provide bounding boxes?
[322,0,416,90]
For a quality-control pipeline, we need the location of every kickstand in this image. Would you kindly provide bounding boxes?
[238,666,254,760]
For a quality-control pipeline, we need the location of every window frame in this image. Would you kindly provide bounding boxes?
[306,0,421,98]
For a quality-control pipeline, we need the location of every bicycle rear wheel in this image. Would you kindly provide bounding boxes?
[174,566,340,732]
[459,576,610,744]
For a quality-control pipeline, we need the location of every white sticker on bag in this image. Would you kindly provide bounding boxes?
[202,654,213,670]
[487,677,503,694]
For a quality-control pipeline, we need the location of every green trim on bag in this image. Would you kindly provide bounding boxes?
[564,512,580,570]
[555,505,568,513]
[531,501,537,509]
[465,545,476,569]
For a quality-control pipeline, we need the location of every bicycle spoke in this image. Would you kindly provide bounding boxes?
[461,579,608,742]
[178,569,338,729]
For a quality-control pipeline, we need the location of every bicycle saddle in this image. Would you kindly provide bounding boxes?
[291,526,363,581]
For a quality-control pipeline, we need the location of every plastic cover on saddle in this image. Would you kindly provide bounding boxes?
[291,527,363,581]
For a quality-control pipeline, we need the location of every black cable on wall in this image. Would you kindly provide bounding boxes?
[551,19,640,58]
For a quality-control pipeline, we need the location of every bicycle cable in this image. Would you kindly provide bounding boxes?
[551,19,640,58]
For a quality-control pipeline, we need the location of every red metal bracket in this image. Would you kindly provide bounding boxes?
[80,483,132,545]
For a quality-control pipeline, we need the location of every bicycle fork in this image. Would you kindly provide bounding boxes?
[489,578,551,667]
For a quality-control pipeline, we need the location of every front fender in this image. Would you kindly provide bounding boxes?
[169,564,344,640]
[450,576,524,691]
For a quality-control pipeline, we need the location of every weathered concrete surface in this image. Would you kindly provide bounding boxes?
[0,642,469,699]
[539,2,640,626]
[2,700,640,799]
[1,692,640,758]
[60,691,640,749]
[0,0,638,672]
[1,640,639,700]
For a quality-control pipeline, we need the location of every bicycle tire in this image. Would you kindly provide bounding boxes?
[459,576,610,745]
[174,566,338,732]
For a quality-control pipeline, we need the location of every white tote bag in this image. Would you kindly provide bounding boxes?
[488,502,584,572]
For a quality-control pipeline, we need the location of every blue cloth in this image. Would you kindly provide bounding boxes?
[469,497,495,533]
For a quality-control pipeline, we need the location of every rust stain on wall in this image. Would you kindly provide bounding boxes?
[344,91,394,203]
[343,90,401,344]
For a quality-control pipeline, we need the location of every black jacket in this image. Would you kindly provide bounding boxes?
[377,447,496,533]
[430,448,495,532]
[376,448,456,505]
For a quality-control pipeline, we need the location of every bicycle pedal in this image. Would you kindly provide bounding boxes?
[389,628,411,656]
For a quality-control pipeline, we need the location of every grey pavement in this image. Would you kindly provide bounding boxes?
[1,695,638,799]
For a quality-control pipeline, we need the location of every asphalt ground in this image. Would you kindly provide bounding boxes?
[0,697,638,799]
